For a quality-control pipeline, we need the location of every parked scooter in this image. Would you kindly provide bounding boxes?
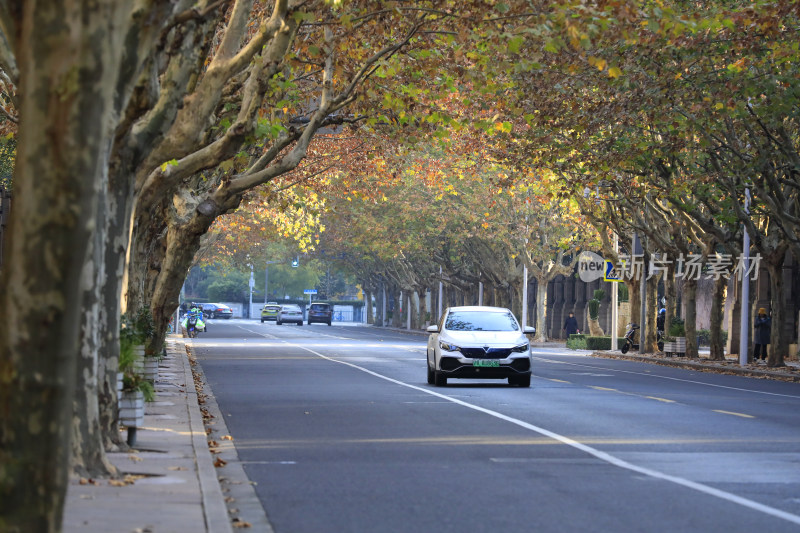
[621,322,664,353]
[621,322,639,354]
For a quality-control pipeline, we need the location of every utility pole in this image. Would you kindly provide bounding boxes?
[739,189,751,366]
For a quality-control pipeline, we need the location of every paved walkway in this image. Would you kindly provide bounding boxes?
[60,330,800,532]
[62,335,233,533]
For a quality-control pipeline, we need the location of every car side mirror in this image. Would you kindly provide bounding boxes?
[426,325,439,333]
[523,326,536,335]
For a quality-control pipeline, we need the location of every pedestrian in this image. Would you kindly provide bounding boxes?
[564,312,579,337]
[753,308,771,362]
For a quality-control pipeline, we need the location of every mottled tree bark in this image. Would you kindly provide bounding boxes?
[684,279,699,358]
[0,2,139,530]
[766,261,787,367]
[708,275,727,361]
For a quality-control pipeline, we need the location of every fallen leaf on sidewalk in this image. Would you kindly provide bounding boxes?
[232,518,252,528]
[128,455,143,462]
[214,457,227,468]
[221,435,234,440]
[168,466,187,471]
[79,478,100,486]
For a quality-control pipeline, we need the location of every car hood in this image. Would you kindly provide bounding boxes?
[441,330,527,347]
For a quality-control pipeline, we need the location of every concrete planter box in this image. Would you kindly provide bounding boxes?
[132,345,145,373]
[119,390,144,428]
[664,337,687,357]
[143,357,158,383]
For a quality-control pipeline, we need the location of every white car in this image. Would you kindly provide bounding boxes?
[426,306,535,387]
[276,304,303,326]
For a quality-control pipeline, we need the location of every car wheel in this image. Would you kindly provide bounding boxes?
[434,371,447,387]
[298,321,303,326]
[427,364,434,385]
[327,321,332,326]
[211,312,216,319]
[261,319,265,323]
[510,375,531,388]
[277,320,282,325]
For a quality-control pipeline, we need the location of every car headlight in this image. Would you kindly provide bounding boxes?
[439,340,460,352]
[511,342,530,353]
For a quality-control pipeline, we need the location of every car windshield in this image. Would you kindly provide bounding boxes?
[310,304,329,311]
[282,306,300,311]
[445,311,519,332]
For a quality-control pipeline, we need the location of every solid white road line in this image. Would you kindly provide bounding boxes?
[295,344,800,527]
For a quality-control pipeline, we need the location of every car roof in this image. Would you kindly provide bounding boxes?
[445,306,512,313]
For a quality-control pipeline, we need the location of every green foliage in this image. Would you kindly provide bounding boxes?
[588,289,605,320]
[668,316,686,338]
[133,307,155,342]
[120,307,156,348]
[119,309,157,400]
[586,336,628,351]
[697,329,727,347]
[0,137,15,190]
[566,334,587,350]
[593,289,605,301]
[588,299,600,320]
[618,284,628,302]
[207,272,249,302]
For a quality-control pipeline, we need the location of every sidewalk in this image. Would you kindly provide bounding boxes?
[591,348,800,381]
[62,335,239,533]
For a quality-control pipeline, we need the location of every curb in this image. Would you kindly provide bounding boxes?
[189,344,275,532]
[589,350,800,382]
[172,337,234,533]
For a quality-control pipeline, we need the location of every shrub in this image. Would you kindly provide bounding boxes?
[586,336,628,350]
[697,329,728,347]
[588,289,605,320]
[668,316,686,337]
[618,284,629,302]
[566,334,587,350]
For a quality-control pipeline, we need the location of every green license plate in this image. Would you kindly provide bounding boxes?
[473,359,499,368]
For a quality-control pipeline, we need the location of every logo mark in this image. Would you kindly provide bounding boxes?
[578,251,606,283]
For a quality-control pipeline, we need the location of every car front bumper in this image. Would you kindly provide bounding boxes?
[436,354,531,379]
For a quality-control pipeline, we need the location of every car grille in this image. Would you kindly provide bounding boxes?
[459,347,513,359]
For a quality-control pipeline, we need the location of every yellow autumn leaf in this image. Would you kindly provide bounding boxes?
[608,66,622,78]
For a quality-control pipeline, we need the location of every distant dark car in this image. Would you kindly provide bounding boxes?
[200,303,233,319]
[277,304,303,326]
[307,302,332,326]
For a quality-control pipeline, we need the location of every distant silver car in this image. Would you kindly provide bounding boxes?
[276,304,303,326]
[426,306,535,387]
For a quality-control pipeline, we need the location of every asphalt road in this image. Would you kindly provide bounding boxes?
[192,319,800,533]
